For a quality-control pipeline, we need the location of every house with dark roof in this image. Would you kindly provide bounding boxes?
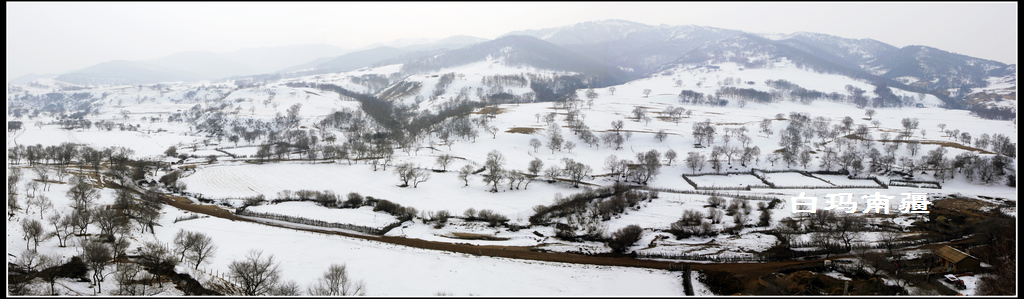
[933,245,980,273]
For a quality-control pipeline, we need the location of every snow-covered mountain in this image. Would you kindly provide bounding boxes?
[496,19,1015,108]
[52,44,349,86]
[761,31,898,67]
[865,45,1014,91]
[504,20,744,77]
[399,35,630,86]
[282,46,410,75]
[500,19,653,45]
[363,35,489,52]
[284,36,492,77]
[30,19,1014,113]
[55,60,205,86]
[144,51,258,80]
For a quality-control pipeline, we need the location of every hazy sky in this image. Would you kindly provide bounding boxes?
[6,2,1018,81]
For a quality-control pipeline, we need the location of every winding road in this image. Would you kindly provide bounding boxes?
[155,191,832,284]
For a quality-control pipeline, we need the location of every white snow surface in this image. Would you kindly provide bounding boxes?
[7,54,1017,296]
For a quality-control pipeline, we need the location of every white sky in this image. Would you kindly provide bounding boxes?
[6,2,1018,81]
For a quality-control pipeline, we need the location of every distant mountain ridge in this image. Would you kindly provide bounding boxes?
[283,46,409,75]
[399,35,631,86]
[500,19,653,45]
[284,36,490,76]
[38,18,1013,110]
[363,35,489,52]
[509,20,1012,88]
[55,60,204,86]
[53,44,349,85]
[865,45,1013,90]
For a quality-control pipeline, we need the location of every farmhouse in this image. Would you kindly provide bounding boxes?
[932,245,980,273]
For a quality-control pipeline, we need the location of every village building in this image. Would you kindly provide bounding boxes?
[932,245,980,273]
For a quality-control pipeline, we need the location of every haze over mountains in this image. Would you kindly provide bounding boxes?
[14,19,1015,109]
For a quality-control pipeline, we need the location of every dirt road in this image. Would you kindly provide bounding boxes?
[157,192,830,284]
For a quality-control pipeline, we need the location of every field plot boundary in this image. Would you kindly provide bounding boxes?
[236,209,401,235]
[683,169,888,190]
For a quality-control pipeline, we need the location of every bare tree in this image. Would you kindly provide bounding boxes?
[270,280,302,296]
[70,207,92,235]
[732,212,748,229]
[83,240,113,294]
[135,187,163,234]
[664,149,677,166]
[67,175,99,211]
[602,131,624,150]
[32,164,51,191]
[631,106,647,121]
[435,154,454,171]
[457,164,474,187]
[229,250,282,296]
[879,230,902,256]
[484,124,498,139]
[547,130,563,154]
[543,165,561,182]
[899,116,919,134]
[527,158,544,177]
[185,231,216,270]
[584,88,598,109]
[642,89,652,98]
[137,241,176,284]
[561,158,593,188]
[655,130,668,142]
[685,151,705,173]
[529,138,542,153]
[608,86,616,96]
[831,213,866,252]
[307,263,367,296]
[708,208,724,224]
[21,218,47,251]
[114,263,145,295]
[707,195,726,208]
[483,150,506,192]
[411,168,431,188]
[611,120,624,132]
[757,204,772,227]
[93,207,128,240]
[906,140,921,157]
[27,193,53,219]
[54,164,70,182]
[174,230,201,262]
[394,163,418,187]
[48,212,75,247]
[607,224,643,253]
[8,165,23,192]
[33,253,63,295]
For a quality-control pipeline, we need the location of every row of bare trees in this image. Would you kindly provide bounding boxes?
[228,250,365,296]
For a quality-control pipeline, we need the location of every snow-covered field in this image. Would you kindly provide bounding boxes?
[760,171,835,188]
[161,210,686,296]
[179,161,578,223]
[813,174,886,188]
[685,173,767,189]
[7,55,1016,296]
[246,201,399,229]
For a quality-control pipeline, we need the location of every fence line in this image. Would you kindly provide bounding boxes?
[888,179,942,189]
[639,186,783,203]
[636,252,767,262]
[193,266,239,295]
[235,209,400,235]
[681,168,889,190]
